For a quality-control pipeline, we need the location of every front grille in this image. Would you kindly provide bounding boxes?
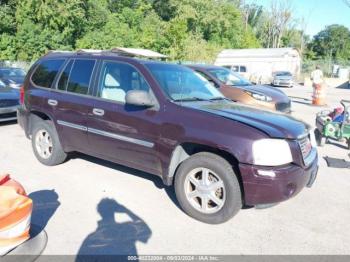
[0,99,19,108]
[298,135,312,161]
[276,101,291,112]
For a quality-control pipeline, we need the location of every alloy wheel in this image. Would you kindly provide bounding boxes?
[184,167,226,214]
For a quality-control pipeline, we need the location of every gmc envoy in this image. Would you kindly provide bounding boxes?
[18,50,318,224]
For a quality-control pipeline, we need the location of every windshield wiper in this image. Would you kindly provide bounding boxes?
[173,97,208,102]
[209,97,230,101]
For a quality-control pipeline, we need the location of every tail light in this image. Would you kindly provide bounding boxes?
[20,85,25,105]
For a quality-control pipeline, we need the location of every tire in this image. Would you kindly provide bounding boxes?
[174,152,242,224]
[31,120,67,166]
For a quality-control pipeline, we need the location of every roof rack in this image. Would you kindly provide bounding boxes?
[45,50,74,55]
[110,48,168,59]
[45,48,168,60]
[76,49,104,54]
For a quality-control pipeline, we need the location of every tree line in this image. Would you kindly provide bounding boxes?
[0,0,349,63]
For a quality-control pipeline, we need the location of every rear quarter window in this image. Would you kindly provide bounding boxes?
[31,59,65,88]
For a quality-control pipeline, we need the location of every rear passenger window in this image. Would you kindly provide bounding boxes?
[65,59,95,95]
[31,59,65,88]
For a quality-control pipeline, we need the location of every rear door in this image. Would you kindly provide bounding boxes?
[50,58,97,152]
[87,60,162,175]
[29,59,66,116]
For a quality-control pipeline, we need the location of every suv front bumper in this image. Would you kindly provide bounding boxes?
[0,106,19,122]
[239,155,318,206]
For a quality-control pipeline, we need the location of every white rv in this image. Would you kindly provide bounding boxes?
[214,48,301,84]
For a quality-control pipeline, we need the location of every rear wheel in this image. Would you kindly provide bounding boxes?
[31,120,67,166]
[174,152,242,224]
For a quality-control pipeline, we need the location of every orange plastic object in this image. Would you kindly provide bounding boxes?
[312,83,326,106]
[0,174,32,256]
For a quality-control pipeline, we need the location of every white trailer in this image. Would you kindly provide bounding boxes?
[214,48,301,84]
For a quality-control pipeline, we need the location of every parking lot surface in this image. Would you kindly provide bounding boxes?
[1,84,350,255]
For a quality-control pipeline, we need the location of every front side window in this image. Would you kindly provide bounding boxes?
[31,59,65,88]
[64,59,96,95]
[146,63,223,101]
[98,61,150,103]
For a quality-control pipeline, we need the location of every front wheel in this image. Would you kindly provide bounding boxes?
[174,152,242,224]
[31,120,67,166]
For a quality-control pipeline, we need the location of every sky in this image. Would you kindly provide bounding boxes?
[246,0,350,37]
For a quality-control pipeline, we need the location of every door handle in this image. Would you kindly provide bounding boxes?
[48,99,58,106]
[92,108,105,116]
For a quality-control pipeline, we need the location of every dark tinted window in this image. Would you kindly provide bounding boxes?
[240,66,247,73]
[98,61,150,103]
[31,59,65,88]
[67,59,95,95]
[57,60,73,91]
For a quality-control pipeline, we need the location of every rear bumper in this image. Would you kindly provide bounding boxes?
[17,107,30,137]
[0,106,19,122]
[239,156,318,206]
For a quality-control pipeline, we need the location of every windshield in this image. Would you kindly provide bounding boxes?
[274,71,292,77]
[0,68,26,78]
[208,68,251,86]
[0,79,5,88]
[145,63,224,101]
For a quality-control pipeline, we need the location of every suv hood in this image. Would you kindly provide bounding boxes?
[2,76,24,85]
[0,87,19,100]
[187,101,309,139]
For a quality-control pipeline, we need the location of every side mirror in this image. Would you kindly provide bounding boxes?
[125,90,155,107]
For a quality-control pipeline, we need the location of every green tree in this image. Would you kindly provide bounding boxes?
[308,24,350,61]
[0,0,261,61]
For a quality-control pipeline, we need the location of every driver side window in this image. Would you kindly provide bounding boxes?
[98,61,150,103]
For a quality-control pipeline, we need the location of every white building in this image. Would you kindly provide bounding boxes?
[214,48,301,83]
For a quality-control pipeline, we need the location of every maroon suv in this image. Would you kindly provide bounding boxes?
[17,50,318,224]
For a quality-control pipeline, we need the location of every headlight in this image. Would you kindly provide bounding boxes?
[245,91,272,102]
[9,83,20,89]
[252,139,293,166]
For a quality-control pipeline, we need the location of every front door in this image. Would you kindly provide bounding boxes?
[87,61,162,175]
